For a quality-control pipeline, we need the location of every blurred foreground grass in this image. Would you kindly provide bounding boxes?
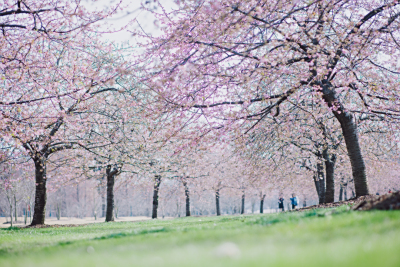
[0,207,399,267]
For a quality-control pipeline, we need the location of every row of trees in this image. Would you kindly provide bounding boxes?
[0,169,320,225]
[1,0,400,226]
[3,133,399,226]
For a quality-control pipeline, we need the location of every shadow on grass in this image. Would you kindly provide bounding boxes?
[93,227,169,240]
[219,217,245,223]
[0,227,22,231]
[55,227,169,248]
[250,205,351,226]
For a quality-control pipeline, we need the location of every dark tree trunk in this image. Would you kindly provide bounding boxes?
[24,204,28,224]
[339,178,346,201]
[98,176,105,217]
[57,203,61,220]
[316,162,326,204]
[182,180,190,217]
[76,184,79,203]
[260,193,266,214]
[241,191,245,214]
[105,165,118,222]
[322,83,369,196]
[152,175,161,219]
[313,173,320,199]
[31,157,47,226]
[336,113,369,197]
[14,194,17,222]
[9,201,13,227]
[323,148,336,203]
[215,189,221,216]
[339,183,344,201]
[101,203,105,217]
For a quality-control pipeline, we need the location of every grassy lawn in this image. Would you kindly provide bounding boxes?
[1,206,399,267]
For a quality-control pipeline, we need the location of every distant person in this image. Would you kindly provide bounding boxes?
[278,197,284,212]
[290,194,299,210]
[389,189,392,193]
[303,198,307,208]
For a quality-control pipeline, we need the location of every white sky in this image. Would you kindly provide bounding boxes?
[83,0,178,45]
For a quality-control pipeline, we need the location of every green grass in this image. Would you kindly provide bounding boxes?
[1,207,400,267]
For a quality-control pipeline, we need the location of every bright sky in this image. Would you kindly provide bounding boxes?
[83,0,177,45]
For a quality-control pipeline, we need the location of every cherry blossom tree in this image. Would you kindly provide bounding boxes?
[0,0,132,225]
[138,0,400,198]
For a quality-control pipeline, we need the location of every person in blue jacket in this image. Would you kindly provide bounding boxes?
[290,194,299,210]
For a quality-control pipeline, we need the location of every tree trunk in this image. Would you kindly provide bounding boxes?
[316,162,326,204]
[101,203,105,217]
[76,184,79,203]
[105,165,117,222]
[322,83,369,196]
[29,201,32,223]
[313,172,320,200]
[9,202,12,227]
[182,180,190,217]
[339,180,344,201]
[152,175,161,219]
[57,203,61,220]
[98,176,106,217]
[260,193,266,214]
[323,148,336,203]
[14,194,17,222]
[215,189,221,216]
[31,157,47,226]
[241,191,245,214]
[336,113,369,197]
[24,205,28,225]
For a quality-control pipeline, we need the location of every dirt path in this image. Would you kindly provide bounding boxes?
[3,193,398,228]
[0,216,156,228]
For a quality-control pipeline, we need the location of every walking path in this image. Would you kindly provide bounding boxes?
[0,216,154,228]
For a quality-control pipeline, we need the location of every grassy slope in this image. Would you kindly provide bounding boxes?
[0,207,399,267]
